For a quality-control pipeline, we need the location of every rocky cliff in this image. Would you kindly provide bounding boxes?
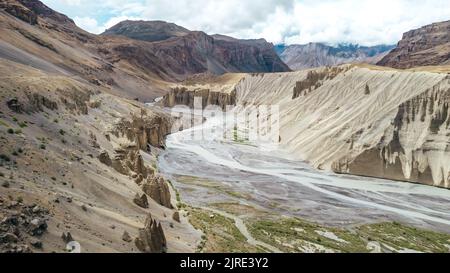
[161,73,243,110]
[162,86,237,110]
[378,20,450,68]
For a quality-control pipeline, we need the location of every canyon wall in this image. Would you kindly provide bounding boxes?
[234,65,450,188]
[161,86,236,110]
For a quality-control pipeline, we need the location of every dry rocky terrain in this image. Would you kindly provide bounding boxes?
[378,20,450,68]
[1,0,450,254]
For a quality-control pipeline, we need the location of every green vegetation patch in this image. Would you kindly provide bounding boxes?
[248,217,450,253]
[356,222,450,253]
[248,217,367,253]
[188,207,262,253]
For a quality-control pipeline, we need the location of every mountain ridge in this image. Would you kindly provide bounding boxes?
[102,20,291,75]
[277,42,394,70]
[378,20,450,68]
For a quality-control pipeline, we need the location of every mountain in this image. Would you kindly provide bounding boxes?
[0,1,289,102]
[378,20,450,68]
[0,0,178,100]
[278,43,394,70]
[0,0,201,253]
[102,20,190,42]
[102,21,290,75]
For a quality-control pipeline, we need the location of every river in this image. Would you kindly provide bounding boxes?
[158,108,450,233]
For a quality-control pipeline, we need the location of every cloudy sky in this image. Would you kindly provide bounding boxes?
[41,0,450,46]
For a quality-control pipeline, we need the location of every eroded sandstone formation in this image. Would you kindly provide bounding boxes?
[134,214,167,253]
[133,194,149,209]
[98,114,173,207]
[292,66,349,99]
[142,176,172,209]
[234,65,450,189]
[333,77,450,188]
[113,114,172,150]
[162,86,236,110]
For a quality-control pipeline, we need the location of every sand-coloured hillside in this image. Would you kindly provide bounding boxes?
[0,59,200,252]
[234,65,450,188]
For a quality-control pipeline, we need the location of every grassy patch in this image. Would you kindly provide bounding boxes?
[248,217,367,253]
[0,119,10,127]
[188,207,262,253]
[356,222,450,253]
[248,217,450,253]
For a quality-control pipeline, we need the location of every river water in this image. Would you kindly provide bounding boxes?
[158,109,450,233]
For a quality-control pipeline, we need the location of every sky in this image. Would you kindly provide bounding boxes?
[41,0,450,46]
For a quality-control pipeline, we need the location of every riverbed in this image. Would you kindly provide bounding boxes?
[158,110,450,233]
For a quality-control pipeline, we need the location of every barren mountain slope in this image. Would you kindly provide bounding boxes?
[0,1,201,253]
[0,0,178,101]
[378,20,450,68]
[0,58,200,253]
[103,21,291,75]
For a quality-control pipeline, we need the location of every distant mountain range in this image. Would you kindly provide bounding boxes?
[276,43,395,70]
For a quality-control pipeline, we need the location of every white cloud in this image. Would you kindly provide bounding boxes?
[42,0,450,45]
[74,17,103,34]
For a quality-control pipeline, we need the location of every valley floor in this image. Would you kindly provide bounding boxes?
[158,109,450,253]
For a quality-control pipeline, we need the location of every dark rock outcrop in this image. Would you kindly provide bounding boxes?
[172,211,180,223]
[97,151,112,166]
[134,214,167,253]
[0,0,38,25]
[122,231,132,242]
[0,201,49,253]
[27,93,58,112]
[17,0,75,25]
[61,232,74,243]
[6,98,23,113]
[111,148,152,180]
[142,176,172,209]
[378,20,450,68]
[133,193,149,209]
